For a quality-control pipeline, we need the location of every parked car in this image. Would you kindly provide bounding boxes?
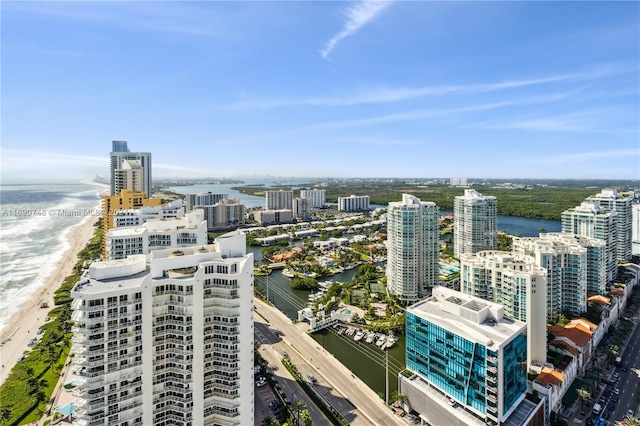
[611,395,619,403]
[614,388,620,395]
[607,401,616,411]
[627,409,635,417]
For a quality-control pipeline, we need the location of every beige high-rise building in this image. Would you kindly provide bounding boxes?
[110,141,152,197]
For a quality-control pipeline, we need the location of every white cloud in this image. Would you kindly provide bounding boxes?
[228,63,636,109]
[320,0,392,60]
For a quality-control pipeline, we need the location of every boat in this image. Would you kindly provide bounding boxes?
[365,332,375,344]
[337,327,346,336]
[354,330,365,341]
[376,335,387,347]
[381,336,397,350]
[282,269,295,278]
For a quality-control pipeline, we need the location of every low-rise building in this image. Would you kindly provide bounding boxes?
[338,195,370,212]
[253,209,293,225]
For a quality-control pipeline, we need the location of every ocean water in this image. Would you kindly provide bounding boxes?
[0,181,106,332]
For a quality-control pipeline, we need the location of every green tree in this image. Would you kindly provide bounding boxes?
[261,416,279,426]
[576,388,590,410]
[300,409,312,426]
[624,416,640,426]
[292,400,307,426]
[0,407,12,424]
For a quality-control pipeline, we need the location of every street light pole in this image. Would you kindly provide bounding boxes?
[385,347,389,405]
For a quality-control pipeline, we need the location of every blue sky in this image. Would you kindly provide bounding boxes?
[1,1,639,180]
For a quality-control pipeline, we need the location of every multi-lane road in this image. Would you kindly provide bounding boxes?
[594,316,640,425]
[254,298,403,426]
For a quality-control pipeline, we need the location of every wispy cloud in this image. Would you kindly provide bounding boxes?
[292,89,577,131]
[471,113,594,132]
[320,0,392,60]
[536,149,640,164]
[228,63,636,109]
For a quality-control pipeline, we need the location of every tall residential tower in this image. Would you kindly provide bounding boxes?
[587,189,634,261]
[71,231,254,426]
[454,189,497,258]
[386,194,439,304]
[561,200,617,282]
[109,141,152,197]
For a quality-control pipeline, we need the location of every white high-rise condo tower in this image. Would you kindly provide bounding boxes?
[460,251,547,365]
[386,194,439,304]
[454,189,497,258]
[513,233,606,320]
[299,189,326,209]
[586,189,633,261]
[562,201,617,283]
[265,190,293,210]
[71,231,254,426]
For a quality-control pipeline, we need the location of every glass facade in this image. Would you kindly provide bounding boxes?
[502,333,527,413]
[406,311,527,419]
[406,312,488,414]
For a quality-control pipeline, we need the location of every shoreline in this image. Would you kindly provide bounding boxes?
[0,214,98,386]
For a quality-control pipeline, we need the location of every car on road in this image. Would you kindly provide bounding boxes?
[307,372,318,383]
[622,366,629,372]
[448,398,457,407]
[628,409,635,417]
[16,354,25,363]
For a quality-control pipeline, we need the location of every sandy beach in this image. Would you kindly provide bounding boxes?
[0,215,99,386]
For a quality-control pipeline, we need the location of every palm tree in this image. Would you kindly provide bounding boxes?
[397,393,409,409]
[292,400,307,426]
[625,416,640,426]
[576,388,591,411]
[260,415,279,426]
[300,409,312,426]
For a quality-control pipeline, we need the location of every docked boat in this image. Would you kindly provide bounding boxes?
[354,330,365,341]
[282,269,295,278]
[365,332,375,344]
[376,335,387,347]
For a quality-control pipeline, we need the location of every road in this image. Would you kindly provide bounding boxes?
[254,298,403,426]
[597,314,640,425]
[255,318,331,425]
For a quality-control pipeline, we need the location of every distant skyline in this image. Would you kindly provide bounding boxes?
[1,1,639,180]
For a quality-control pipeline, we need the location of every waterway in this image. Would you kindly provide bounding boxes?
[168,184,561,237]
[170,183,562,396]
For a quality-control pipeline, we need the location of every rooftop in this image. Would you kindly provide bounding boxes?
[408,286,525,350]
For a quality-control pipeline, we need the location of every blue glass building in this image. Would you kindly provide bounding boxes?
[403,287,528,425]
